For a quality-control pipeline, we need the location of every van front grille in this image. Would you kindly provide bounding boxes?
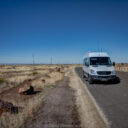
[97,71,111,75]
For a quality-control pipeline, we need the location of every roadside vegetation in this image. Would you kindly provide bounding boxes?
[0,64,76,128]
[0,78,6,84]
[32,71,38,76]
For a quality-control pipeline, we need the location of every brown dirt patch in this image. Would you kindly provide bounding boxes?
[0,78,42,102]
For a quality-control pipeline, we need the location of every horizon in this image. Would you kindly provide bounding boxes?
[0,0,128,64]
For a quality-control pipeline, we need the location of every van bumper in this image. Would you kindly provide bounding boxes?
[90,75,116,81]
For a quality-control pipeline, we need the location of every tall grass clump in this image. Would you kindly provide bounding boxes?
[0,78,6,84]
[32,71,38,76]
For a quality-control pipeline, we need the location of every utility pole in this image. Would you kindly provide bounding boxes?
[32,54,35,65]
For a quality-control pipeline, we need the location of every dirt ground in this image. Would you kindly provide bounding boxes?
[23,76,81,128]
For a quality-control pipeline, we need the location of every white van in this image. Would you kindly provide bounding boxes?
[83,52,116,84]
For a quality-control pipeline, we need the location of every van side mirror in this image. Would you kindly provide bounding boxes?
[113,62,115,66]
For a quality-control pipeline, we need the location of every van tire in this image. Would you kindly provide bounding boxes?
[88,75,93,84]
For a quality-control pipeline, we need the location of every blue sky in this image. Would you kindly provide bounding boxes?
[0,0,128,64]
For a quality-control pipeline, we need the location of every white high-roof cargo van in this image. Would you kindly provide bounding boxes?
[83,52,116,84]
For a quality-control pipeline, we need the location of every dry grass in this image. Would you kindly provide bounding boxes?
[0,64,76,128]
[0,78,6,84]
[0,91,46,128]
[115,64,128,72]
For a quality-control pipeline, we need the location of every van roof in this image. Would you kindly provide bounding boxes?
[84,52,109,58]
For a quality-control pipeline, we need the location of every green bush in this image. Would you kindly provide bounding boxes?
[32,71,38,76]
[0,78,6,84]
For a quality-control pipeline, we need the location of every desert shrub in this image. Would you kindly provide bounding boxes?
[12,66,16,69]
[32,71,38,76]
[0,78,6,84]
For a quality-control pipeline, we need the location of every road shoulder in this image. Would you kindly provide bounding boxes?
[68,69,109,128]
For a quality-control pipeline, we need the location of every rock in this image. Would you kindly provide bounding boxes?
[42,79,45,83]
[0,99,13,110]
[18,84,30,94]
[18,85,34,95]
[0,99,18,114]
[56,67,61,72]
[11,106,19,114]
[28,79,32,82]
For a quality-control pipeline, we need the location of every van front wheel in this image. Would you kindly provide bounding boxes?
[88,75,93,84]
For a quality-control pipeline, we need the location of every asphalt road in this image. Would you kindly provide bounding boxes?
[76,67,128,128]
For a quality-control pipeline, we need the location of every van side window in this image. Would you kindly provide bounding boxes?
[86,58,89,66]
[84,58,89,66]
[84,58,86,66]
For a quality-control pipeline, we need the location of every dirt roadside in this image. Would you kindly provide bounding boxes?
[68,69,109,128]
[23,69,109,128]
[23,74,81,128]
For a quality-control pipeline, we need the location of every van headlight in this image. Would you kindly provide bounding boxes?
[111,71,115,75]
[90,69,96,75]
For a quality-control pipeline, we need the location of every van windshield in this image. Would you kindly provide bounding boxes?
[90,57,112,66]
